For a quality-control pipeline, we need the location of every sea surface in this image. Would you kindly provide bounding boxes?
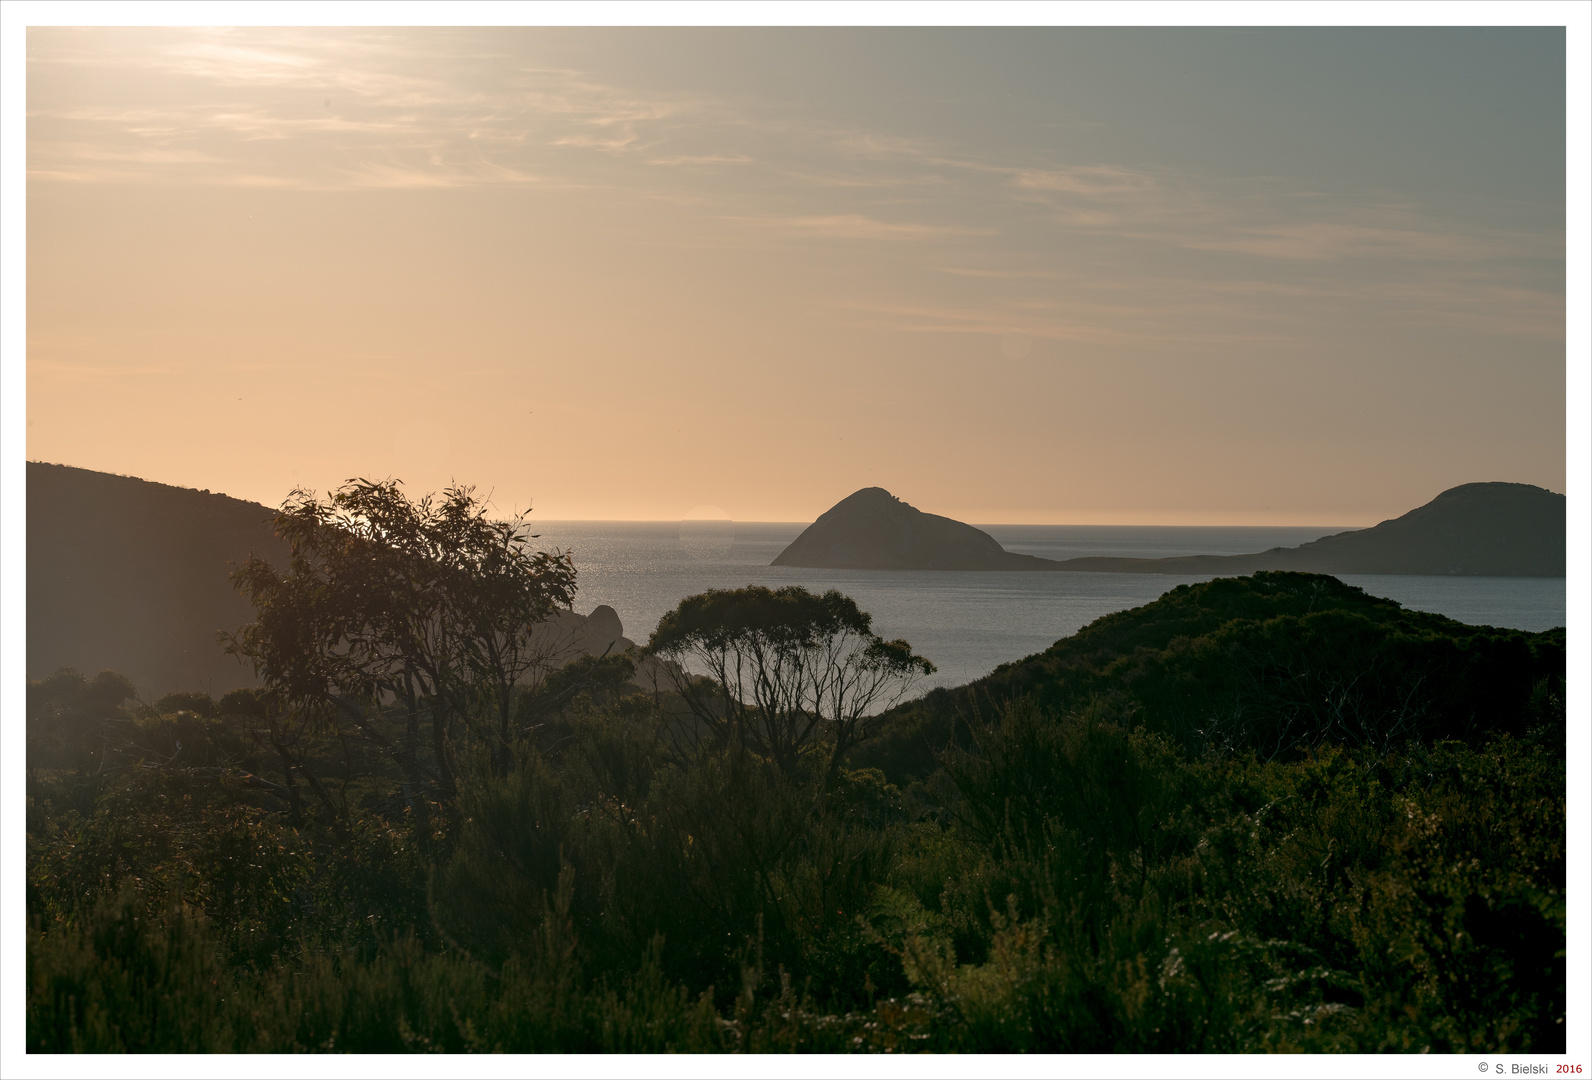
[531,521,1568,689]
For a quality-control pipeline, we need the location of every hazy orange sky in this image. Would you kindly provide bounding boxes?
[24,25,1569,524]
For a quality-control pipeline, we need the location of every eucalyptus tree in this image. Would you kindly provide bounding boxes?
[223,478,576,804]
[645,585,934,783]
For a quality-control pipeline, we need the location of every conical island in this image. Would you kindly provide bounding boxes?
[771,487,1059,570]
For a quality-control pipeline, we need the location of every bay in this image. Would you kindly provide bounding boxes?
[530,521,1567,689]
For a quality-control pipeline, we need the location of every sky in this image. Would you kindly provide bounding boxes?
[23,24,1571,524]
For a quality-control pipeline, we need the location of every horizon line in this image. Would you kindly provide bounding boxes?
[529,517,1365,528]
[30,459,1521,530]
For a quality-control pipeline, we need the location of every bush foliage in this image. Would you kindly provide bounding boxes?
[27,572,1564,1053]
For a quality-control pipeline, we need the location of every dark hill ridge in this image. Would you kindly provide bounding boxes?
[27,461,289,696]
[27,462,645,698]
[1062,482,1564,577]
[773,483,1564,577]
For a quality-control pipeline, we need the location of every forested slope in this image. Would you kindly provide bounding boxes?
[855,571,1564,780]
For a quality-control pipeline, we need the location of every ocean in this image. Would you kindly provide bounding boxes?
[530,521,1568,689]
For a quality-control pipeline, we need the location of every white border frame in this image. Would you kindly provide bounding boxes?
[3,4,1586,1078]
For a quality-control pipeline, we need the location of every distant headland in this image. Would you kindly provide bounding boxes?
[772,483,1565,577]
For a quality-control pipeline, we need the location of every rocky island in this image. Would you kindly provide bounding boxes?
[771,487,1061,570]
[773,482,1565,577]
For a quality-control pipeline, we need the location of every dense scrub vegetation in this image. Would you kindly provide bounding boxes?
[27,549,1564,1052]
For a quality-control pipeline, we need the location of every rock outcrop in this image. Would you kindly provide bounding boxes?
[528,603,684,693]
[530,604,637,669]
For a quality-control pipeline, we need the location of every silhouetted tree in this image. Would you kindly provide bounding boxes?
[223,478,576,802]
[645,585,933,782]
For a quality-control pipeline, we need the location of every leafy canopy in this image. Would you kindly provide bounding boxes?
[223,478,576,796]
[646,585,933,779]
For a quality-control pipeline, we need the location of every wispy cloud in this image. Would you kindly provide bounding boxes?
[1010,165,1158,197]
[758,214,993,242]
[645,153,753,166]
[935,267,1062,280]
[26,27,1562,344]
[29,359,185,383]
[826,287,1300,348]
[1153,218,1552,263]
[28,29,699,191]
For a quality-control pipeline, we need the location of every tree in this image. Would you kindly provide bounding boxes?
[644,585,933,782]
[222,478,576,805]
